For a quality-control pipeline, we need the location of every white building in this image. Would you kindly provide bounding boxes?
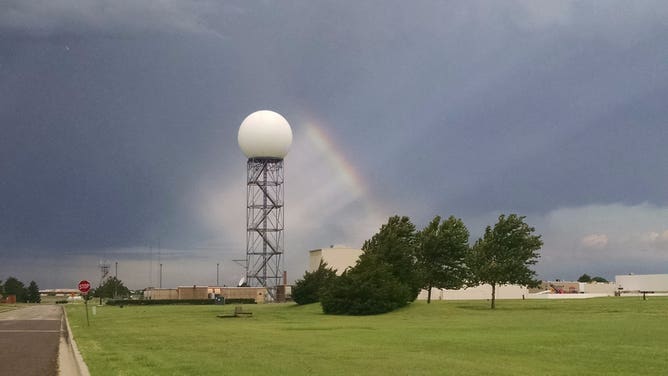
[309,246,362,275]
[419,285,529,301]
[616,274,668,292]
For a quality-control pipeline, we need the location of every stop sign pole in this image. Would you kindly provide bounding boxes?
[78,280,91,326]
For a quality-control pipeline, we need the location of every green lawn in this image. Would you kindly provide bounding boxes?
[66,297,668,376]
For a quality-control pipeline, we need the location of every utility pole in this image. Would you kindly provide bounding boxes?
[158,239,161,288]
[149,245,153,287]
[114,261,118,299]
[217,263,220,286]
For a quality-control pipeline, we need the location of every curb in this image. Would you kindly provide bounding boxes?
[59,305,91,376]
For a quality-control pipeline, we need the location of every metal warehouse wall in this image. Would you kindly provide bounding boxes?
[616,274,668,292]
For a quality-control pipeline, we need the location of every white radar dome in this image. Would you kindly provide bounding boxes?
[238,110,293,159]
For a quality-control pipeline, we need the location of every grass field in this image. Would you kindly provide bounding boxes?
[66,297,668,376]
[0,305,19,314]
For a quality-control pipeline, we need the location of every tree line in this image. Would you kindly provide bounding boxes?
[577,274,608,283]
[1,277,41,303]
[293,213,542,314]
[0,275,132,304]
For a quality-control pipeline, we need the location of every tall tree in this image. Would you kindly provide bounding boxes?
[4,277,27,302]
[320,215,420,315]
[26,281,41,303]
[359,215,421,299]
[417,215,470,303]
[92,277,130,300]
[469,214,542,309]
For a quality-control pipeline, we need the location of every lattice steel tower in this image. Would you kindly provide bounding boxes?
[99,260,110,285]
[245,157,284,298]
[238,111,292,300]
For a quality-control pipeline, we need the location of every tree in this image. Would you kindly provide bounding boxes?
[416,215,470,303]
[358,215,421,300]
[469,214,542,309]
[577,274,592,283]
[320,215,420,315]
[92,277,130,300]
[577,274,608,283]
[4,277,27,302]
[26,281,41,303]
[292,261,338,305]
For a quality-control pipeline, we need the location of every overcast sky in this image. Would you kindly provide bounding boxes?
[1,1,667,289]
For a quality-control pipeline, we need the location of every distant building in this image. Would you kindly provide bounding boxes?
[39,289,81,297]
[309,246,363,275]
[537,281,617,296]
[144,286,268,303]
[616,274,668,292]
[145,288,179,300]
[418,285,529,301]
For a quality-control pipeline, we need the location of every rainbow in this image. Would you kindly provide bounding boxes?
[302,122,367,199]
[295,113,387,225]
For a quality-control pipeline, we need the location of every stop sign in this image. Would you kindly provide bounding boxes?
[78,280,91,294]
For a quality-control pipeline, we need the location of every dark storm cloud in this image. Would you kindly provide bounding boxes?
[0,0,226,38]
[0,35,228,252]
[356,2,668,220]
[454,86,668,215]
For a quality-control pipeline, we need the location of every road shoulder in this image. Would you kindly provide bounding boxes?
[58,306,91,376]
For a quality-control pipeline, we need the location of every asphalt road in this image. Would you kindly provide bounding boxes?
[0,305,63,376]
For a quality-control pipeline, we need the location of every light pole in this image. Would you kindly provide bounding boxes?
[216,263,220,286]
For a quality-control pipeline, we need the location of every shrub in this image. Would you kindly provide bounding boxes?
[320,261,412,315]
[292,261,338,305]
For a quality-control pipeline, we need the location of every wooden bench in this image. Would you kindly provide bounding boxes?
[234,306,253,316]
[217,306,253,318]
